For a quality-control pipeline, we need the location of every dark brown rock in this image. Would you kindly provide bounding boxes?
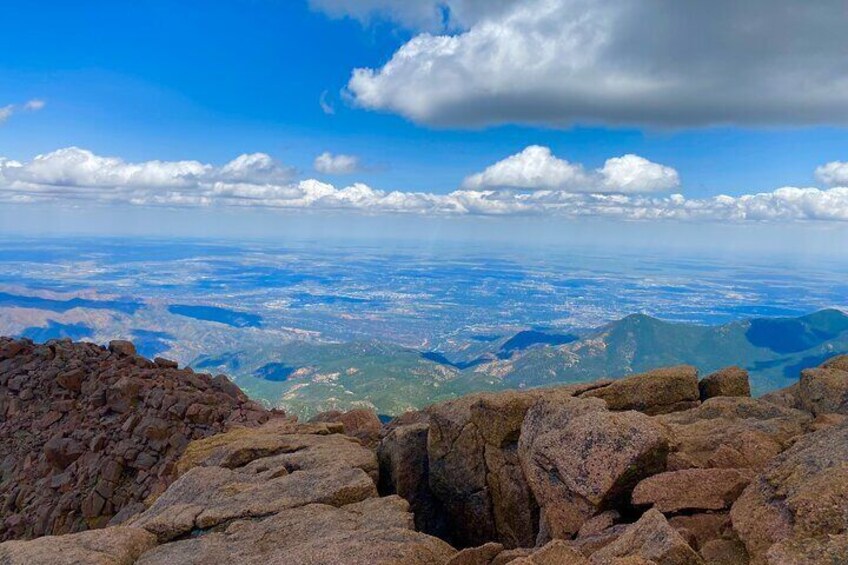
[0,337,274,541]
[108,340,136,357]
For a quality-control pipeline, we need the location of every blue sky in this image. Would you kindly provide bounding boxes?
[3,0,848,238]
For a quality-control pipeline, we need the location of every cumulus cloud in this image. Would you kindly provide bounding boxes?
[3,147,848,223]
[314,152,361,175]
[0,99,46,124]
[815,161,848,187]
[343,0,848,128]
[462,146,678,193]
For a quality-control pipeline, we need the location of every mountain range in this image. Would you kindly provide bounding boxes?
[204,309,848,417]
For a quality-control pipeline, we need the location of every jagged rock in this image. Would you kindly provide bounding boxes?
[311,408,382,447]
[579,511,621,538]
[822,354,848,372]
[657,397,810,472]
[0,337,273,540]
[764,534,848,564]
[799,366,848,416]
[518,397,669,539]
[573,525,630,557]
[0,526,156,564]
[581,366,700,415]
[424,386,607,548]
[427,394,495,547]
[446,541,504,565]
[632,469,752,513]
[759,383,802,410]
[698,367,750,400]
[698,538,749,564]
[43,437,84,470]
[378,421,444,535]
[589,509,703,564]
[510,540,590,564]
[667,513,732,551]
[136,496,456,565]
[730,421,848,564]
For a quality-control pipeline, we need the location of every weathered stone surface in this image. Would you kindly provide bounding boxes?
[667,513,731,551]
[730,421,848,564]
[130,426,379,541]
[589,509,703,565]
[822,354,848,372]
[632,469,752,513]
[698,367,750,401]
[657,397,810,472]
[519,397,669,539]
[446,542,504,565]
[0,526,156,564]
[765,534,848,564]
[581,366,700,415]
[759,383,802,410]
[427,394,495,547]
[510,540,590,564]
[176,420,374,479]
[137,496,455,565]
[698,538,748,565]
[0,337,273,540]
[378,422,444,536]
[799,367,848,416]
[311,408,382,447]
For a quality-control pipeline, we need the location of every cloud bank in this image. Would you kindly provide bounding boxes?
[331,0,848,128]
[3,146,848,222]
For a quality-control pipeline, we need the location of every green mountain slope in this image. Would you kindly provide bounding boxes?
[195,309,848,418]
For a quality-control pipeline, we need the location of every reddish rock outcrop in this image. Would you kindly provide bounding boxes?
[2,338,848,565]
[580,366,700,415]
[0,337,272,540]
[698,367,751,400]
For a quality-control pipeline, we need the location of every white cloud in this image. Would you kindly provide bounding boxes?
[344,0,848,128]
[3,147,848,223]
[0,98,46,124]
[319,91,335,115]
[314,152,361,175]
[815,161,848,187]
[462,146,678,193]
[598,155,680,193]
[23,99,46,111]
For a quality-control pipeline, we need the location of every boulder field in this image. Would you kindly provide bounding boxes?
[0,337,846,564]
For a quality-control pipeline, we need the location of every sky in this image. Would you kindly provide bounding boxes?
[3,0,848,248]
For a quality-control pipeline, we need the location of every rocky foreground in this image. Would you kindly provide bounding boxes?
[0,338,847,564]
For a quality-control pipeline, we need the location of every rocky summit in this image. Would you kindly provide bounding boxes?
[0,337,847,564]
